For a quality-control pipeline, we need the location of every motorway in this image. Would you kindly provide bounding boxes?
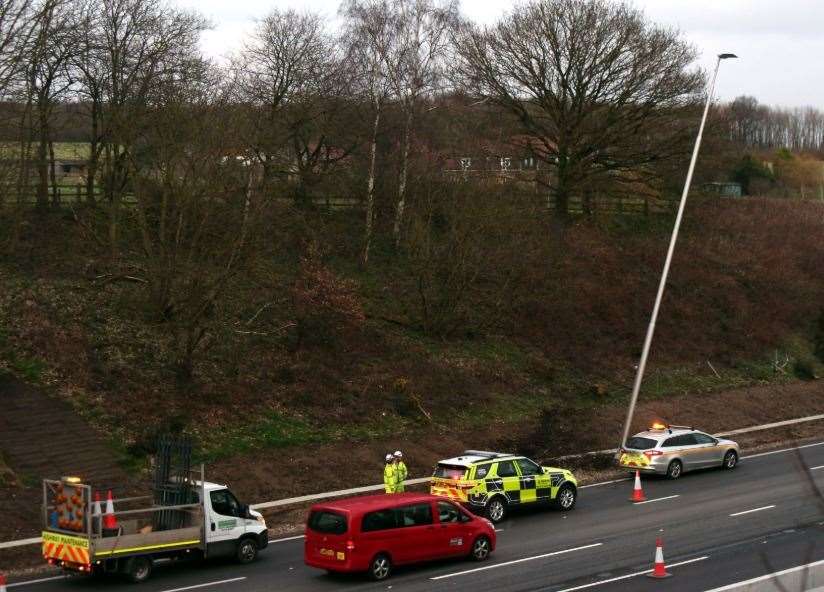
[8,441,824,592]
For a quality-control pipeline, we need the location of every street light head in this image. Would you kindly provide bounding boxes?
[718,53,738,60]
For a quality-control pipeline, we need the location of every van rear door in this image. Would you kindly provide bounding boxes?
[306,509,350,566]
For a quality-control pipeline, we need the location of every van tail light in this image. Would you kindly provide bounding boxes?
[643,450,663,458]
[346,540,356,551]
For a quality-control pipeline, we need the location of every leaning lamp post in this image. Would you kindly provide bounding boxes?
[618,53,738,451]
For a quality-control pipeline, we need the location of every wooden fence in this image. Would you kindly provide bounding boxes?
[1,185,676,216]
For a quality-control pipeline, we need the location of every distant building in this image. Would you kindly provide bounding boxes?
[702,182,743,198]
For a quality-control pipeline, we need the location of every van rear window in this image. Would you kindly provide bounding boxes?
[308,510,347,535]
[625,437,657,450]
[434,464,467,479]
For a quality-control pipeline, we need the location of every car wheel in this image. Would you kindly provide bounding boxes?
[470,536,491,561]
[666,460,683,480]
[722,450,738,470]
[369,554,392,581]
[486,497,507,524]
[236,538,258,564]
[124,556,152,583]
[554,484,577,511]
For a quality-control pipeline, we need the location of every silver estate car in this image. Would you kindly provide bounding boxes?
[618,424,740,479]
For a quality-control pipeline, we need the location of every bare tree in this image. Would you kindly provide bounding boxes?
[340,0,397,266]
[27,0,74,208]
[95,0,207,260]
[70,0,108,204]
[388,0,458,247]
[230,9,332,191]
[455,0,703,218]
[129,62,266,381]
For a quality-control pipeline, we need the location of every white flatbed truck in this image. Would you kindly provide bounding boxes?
[41,470,268,583]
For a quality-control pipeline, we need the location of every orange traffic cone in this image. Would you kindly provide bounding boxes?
[0,572,7,592]
[103,490,117,530]
[630,470,647,502]
[647,538,672,579]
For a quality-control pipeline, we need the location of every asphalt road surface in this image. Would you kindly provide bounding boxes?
[9,441,824,592]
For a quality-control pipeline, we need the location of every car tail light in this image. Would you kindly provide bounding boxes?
[346,540,355,551]
[643,450,663,458]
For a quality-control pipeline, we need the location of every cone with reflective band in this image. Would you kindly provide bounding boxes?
[103,490,117,530]
[630,470,647,502]
[0,572,7,592]
[92,491,102,516]
[646,538,672,579]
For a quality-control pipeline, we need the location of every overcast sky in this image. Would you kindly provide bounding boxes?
[171,0,824,110]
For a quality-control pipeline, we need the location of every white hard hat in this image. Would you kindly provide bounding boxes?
[393,450,403,458]
[385,453,394,462]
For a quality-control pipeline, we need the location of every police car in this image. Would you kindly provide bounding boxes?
[618,423,740,479]
[429,450,578,524]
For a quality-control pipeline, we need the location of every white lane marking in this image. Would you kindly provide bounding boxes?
[7,576,65,588]
[554,556,709,592]
[742,441,824,460]
[633,494,680,505]
[269,534,305,543]
[729,505,776,517]
[810,465,824,470]
[495,528,504,532]
[429,542,603,580]
[158,577,247,592]
[703,557,824,591]
[580,478,630,489]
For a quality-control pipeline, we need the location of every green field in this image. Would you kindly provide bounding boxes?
[0,142,90,160]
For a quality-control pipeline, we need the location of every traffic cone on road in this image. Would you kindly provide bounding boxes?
[646,538,672,579]
[630,470,647,502]
[1,572,8,592]
[103,490,117,530]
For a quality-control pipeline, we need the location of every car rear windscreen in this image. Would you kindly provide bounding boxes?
[434,464,468,479]
[308,510,347,535]
[625,437,657,450]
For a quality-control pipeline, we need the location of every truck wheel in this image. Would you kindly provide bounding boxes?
[486,497,507,524]
[236,538,258,564]
[124,556,153,583]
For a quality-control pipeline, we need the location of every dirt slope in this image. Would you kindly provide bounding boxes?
[0,374,143,542]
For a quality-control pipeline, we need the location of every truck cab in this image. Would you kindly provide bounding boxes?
[198,480,269,560]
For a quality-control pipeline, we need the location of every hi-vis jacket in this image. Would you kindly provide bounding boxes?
[384,463,397,493]
[395,461,408,492]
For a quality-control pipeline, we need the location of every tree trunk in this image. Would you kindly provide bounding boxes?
[86,101,99,204]
[393,105,414,248]
[48,140,58,206]
[362,104,381,267]
[35,113,48,208]
[554,150,571,220]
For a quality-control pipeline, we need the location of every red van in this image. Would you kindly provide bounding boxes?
[304,493,495,580]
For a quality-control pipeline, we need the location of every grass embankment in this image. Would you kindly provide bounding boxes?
[0,196,822,471]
